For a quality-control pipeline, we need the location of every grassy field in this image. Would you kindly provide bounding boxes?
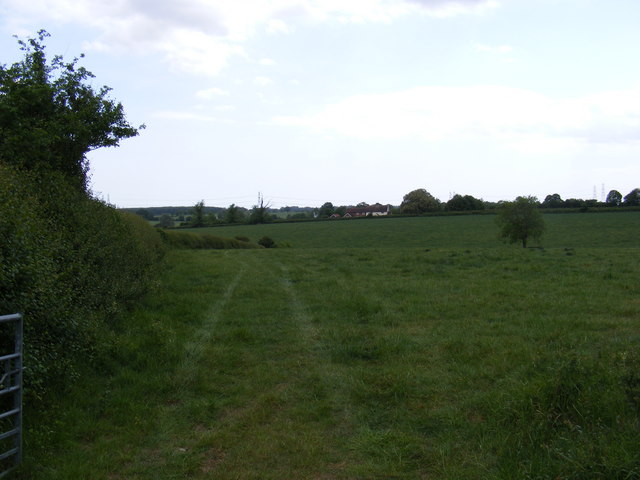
[21,212,640,479]
[188,211,639,249]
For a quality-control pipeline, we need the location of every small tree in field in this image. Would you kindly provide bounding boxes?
[158,213,174,228]
[496,196,545,248]
[191,200,205,227]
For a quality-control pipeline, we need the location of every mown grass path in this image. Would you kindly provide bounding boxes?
[24,244,640,479]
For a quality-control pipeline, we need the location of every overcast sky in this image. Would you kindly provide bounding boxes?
[1,0,639,208]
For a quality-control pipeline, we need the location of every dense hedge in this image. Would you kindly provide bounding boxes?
[160,230,261,249]
[0,165,165,403]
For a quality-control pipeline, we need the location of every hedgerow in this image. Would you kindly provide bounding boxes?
[0,165,165,403]
[161,230,260,249]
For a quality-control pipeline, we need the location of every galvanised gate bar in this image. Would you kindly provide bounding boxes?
[0,314,22,478]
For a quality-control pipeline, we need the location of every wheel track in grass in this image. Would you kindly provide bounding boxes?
[276,260,356,477]
[126,254,353,478]
[181,254,354,478]
[123,255,249,478]
[134,253,344,479]
[175,258,247,384]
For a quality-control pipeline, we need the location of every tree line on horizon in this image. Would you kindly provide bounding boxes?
[396,187,640,214]
[133,186,640,228]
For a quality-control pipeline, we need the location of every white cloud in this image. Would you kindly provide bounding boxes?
[296,0,498,24]
[475,43,513,54]
[214,105,236,112]
[406,0,499,17]
[266,18,291,34]
[152,109,234,123]
[475,43,515,62]
[195,87,229,100]
[259,58,276,66]
[156,29,247,76]
[254,76,273,86]
[1,0,502,77]
[273,85,640,150]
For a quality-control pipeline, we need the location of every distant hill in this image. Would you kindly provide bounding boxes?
[121,205,316,221]
[122,206,228,219]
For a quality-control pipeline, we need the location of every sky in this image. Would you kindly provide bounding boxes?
[1,0,639,209]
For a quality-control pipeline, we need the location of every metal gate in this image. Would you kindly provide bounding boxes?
[0,314,22,478]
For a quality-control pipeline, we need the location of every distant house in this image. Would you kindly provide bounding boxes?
[344,204,391,217]
[329,213,342,219]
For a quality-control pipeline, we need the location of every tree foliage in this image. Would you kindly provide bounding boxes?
[224,203,245,224]
[400,189,440,214]
[542,193,564,208]
[135,208,154,220]
[0,166,165,404]
[249,193,271,224]
[191,200,205,227]
[0,30,142,190]
[158,213,174,228]
[623,188,640,206]
[603,190,621,206]
[446,194,484,211]
[496,196,545,248]
[0,32,159,410]
[318,202,335,218]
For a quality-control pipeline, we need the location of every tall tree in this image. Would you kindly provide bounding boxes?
[400,189,440,214]
[446,194,484,211]
[542,193,564,208]
[496,196,545,248]
[605,190,622,206]
[225,204,241,224]
[623,188,640,206]
[249,193,271,224]
[318,202,335,218]
[191,200,205,227]
[0,30,142,191]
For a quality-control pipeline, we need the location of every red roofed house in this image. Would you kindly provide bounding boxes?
[343,204,391,217]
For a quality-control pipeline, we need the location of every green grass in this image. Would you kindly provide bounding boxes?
[186,211,640,249]
[20,213,640,479]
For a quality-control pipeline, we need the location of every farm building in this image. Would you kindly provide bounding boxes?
[344,204,391,217]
